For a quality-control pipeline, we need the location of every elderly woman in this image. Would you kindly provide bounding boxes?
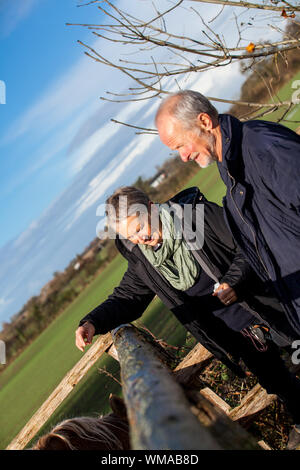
[76,186,300,449]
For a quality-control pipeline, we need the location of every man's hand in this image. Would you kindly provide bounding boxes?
[75,321,96,351]
[212,282,238,306]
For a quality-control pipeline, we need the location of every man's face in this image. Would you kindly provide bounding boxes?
[117,210,162,246]
[157,116,218,168]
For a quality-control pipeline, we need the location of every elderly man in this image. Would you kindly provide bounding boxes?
[155,90,300,337]
[76,186,300,448]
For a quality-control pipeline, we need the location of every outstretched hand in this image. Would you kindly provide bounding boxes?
[212,282,237,306]
[75,321,96,351]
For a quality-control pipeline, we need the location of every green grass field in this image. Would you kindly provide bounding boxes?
[0,71,298,449]
[255,70,300,132]
[184,163,226,205]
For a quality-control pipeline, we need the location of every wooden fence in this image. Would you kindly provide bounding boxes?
[6,323,289,450]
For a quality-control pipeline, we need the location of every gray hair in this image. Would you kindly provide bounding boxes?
[156,90,218,130]
[105,186,150,225]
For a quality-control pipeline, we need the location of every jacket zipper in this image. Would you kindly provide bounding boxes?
[227,172,297,340]
[227,170,271,280]
[226,173,285,334]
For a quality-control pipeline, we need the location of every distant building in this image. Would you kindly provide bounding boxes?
[149,171,167,188]
[74,262,81,271]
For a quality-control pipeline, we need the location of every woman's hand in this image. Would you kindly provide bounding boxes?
[75,321,96,351]
[212,282,238,306]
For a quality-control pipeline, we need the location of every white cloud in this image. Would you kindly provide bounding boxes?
[63,132,158,232]
[0,297,13,309]
[70,98,153,175]
[1,0,284,148]
[14,219,39,248]
[0,0,39,37]
[60,52,244,232]
[1,53,103,146]
[1,112,88,198]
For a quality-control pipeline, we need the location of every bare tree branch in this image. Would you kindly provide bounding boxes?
[69,0,300,130]
[110,119,158,133]
[189,0,300,12]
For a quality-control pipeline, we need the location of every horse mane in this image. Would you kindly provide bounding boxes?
[32,395,130,450]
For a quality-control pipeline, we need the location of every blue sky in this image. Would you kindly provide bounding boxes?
[0,0,106,246]
[0,0,284,325]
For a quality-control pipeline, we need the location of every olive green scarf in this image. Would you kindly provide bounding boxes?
[138,205,199,291]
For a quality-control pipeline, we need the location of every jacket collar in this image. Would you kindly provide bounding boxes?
[218,113,244,179]
[168,186,205,207]
[117,235,136,252]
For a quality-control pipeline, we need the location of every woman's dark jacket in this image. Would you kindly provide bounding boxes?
[217,113,300,335]
[79,187,297,376]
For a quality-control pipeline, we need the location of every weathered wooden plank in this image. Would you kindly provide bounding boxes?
[107,343,119,362]
[258,440,272,450]
[112,324,222,450]
[173,341,277,432]
[186,389,260,450]
[6,333,113,450]
[199,387,231,414]
[199,384,276,425]
[173,343,213,386]
[199,383,276,425]
[229,383,277,422]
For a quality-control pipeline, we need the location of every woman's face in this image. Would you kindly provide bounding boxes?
[117,209,163,246]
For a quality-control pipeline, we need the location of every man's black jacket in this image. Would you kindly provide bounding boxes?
[217,113,300,335]
[79,187,296,376]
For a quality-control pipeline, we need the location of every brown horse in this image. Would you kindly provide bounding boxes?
[32,394,130,450]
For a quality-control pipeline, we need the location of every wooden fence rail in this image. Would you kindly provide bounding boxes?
[112,324,221,450]
[112,324,260,450]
